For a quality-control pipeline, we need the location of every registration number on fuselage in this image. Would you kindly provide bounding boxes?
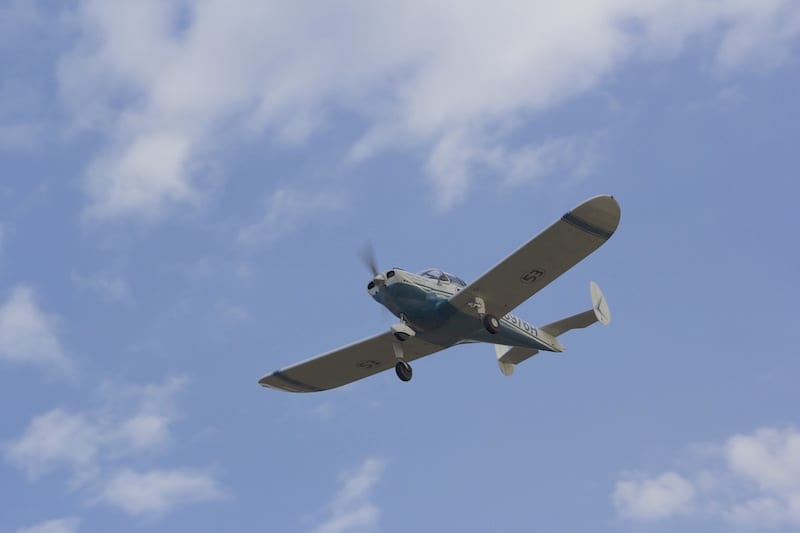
[503,313,537,336]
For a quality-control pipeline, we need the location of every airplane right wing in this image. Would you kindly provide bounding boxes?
[448,195,620,318]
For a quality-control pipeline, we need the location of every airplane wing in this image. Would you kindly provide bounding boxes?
[449,195,620,318]
[259,332,446,392]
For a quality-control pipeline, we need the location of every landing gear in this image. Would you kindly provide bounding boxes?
[483,314,500,334]
[395,360,413,382]
[391,333,412,382]
[470,296,500,334]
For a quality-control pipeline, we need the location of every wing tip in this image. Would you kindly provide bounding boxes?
[564,195,621,239]
[258,371,323,393]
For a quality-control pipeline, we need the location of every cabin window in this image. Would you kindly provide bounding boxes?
[448,275,467,287]
[419,269,445,281]
[419,269,466,287]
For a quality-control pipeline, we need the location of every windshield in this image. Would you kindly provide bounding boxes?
[418,269,467,287]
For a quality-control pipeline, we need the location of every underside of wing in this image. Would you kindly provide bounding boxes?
[259,332,446,393]
[449,195,620,317]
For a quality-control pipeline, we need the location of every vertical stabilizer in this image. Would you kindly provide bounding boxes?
[495,344,539,376]
[541,281,612,337]
[590,281,611,325]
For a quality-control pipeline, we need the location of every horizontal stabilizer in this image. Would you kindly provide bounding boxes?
[495,345,539,376]
[541,281,611,337]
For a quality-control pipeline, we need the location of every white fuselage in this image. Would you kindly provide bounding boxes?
[368,268,562,352]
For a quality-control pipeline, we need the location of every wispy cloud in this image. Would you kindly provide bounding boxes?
[613,472,695,520]
[0,285,73,377]
[4,377,224,518]
[16,517,80,533]
[424,131,601,210]
[5,378,184,485]
[83,132,196,220]
[237,187,343,247]
[48,0,800,219]
[96,468,225,517]
[6,409,103,485]
[312,457,387,533]
[612,426,800,528]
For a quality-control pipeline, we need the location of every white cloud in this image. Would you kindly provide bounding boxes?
[726,427,800,495]
[237,187,343,246]
[5,378,183,486]
[52,0,800,219]
[83,132,196,220]
[613,426,800,528]
[424,131,601,210]
[613,472,695,520]
[96,468,225,517]
[3,378,221,518]
[16,517,80,533]
[726,496,793,529]
[723,427,800,527]
[0,285,73,377]
[312,457,386,533]
[5,409,102,485]
[499,136,600,187]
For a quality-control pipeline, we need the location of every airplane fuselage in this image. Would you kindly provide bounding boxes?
[369,268,562,352]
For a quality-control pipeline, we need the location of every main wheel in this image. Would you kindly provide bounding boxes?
[395,360,413,382]
[483,314,500,334]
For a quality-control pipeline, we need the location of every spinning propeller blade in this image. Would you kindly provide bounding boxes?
[360,244,380,278]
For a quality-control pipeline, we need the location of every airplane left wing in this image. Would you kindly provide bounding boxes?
[259,332,446,392]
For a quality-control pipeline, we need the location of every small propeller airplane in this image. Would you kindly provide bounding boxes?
[260,195,620,393]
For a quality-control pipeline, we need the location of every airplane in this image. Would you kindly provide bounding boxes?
[259,195,620,393]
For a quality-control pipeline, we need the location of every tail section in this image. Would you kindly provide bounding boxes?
[495,282,610,377]
[495,344,539,376]
[590,281,611,325]
[540,281,610,337]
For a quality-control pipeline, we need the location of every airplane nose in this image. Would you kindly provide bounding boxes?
[367,273,385,295]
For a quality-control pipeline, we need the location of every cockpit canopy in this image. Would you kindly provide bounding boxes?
[418,268,467,287]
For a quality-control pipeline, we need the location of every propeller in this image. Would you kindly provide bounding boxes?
[361,244,385,288]
[361,243,380,278]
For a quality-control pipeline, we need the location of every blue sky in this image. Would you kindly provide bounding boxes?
[2,1,800,532]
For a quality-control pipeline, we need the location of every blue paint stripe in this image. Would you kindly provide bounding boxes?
[411,282,453,297]
[561,212,614,240]
[269,371,323,393]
